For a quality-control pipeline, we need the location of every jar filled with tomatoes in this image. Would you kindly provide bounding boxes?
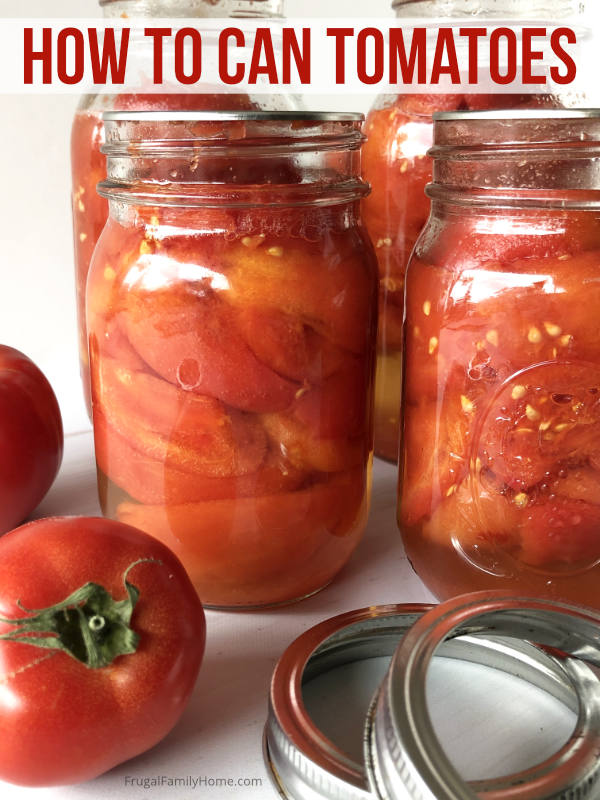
[399,109,600,610]
[88,111,378,609]
[363,0,582,462]
[72,0,296,417]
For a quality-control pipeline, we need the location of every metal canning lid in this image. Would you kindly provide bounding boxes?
[366,592,600,800]
[103,111,365,122]
[433,109,600,122]
[264,599,600,800]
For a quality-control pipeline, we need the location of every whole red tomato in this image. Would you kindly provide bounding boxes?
[0,346,63,534]
[0,516,206,786]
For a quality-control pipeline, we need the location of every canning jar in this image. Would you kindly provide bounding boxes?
[88,111,378,609]
[72,0,296,416]
[363,0,582,462]
[399,109,600,610]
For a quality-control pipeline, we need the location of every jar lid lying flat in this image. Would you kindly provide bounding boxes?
[264,595,600,800]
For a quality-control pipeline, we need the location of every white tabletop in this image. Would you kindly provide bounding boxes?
[1,432,434,799]
[1,435,581,799]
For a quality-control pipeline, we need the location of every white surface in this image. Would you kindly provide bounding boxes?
[0,2,592,797]
[4,437,435,800]
[304,654,576,781]
[0,436,578,799]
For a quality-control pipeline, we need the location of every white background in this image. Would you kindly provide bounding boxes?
[0,5,594,800]
[0,0,391,435]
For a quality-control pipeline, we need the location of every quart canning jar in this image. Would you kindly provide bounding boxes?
[88,111,378,609]
[72,0,295,416]
[363,0,582,462]
[399,109,600,610]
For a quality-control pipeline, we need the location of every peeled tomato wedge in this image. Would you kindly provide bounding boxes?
[218,238,374,355]
[123,278,298,413]
[400,400,470,526]
[94,356,266,478]
[235,305,349,383]
[422,482,520,554]
[292,360,369,439]
[518,498,600,568]
[423,210,600,269]
[116,470,366,586]
[261,412,365,473]
[94,410,306,505]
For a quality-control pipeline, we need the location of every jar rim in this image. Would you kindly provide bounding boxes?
[434,108,600,122]
[392,0,581,10]
[103,110,365,123]
[100,111,368,207]
[429,108,600,204]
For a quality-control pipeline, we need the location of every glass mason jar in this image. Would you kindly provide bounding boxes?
[88,111,378,609]
[72,0,295,417]
[399,109,600,610]
[363,0,582,462]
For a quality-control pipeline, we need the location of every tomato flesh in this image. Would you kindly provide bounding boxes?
[399,207,600,606]
[88,206,377,607]
[71,92,261,416]
[519,499,600,568]
[363,91,562,460]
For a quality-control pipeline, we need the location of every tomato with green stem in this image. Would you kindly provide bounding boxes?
[0,516,205,787]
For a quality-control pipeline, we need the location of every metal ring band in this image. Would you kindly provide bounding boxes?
[367,592,600,800]
[265,603,590,800]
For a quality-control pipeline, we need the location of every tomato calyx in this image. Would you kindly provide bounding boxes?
[0,559,158,668]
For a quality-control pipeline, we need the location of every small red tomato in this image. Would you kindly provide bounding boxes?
[0,516,206,786]
[0,346,63,534]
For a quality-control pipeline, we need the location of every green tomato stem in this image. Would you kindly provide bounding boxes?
[0,558,161,668]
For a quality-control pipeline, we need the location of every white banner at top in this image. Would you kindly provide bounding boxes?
[1,16,598,95]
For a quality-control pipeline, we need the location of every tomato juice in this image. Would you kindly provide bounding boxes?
[363,92,562,463]
[88,114,377,608]
[71,93,261,415]
[398,110,600,609]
